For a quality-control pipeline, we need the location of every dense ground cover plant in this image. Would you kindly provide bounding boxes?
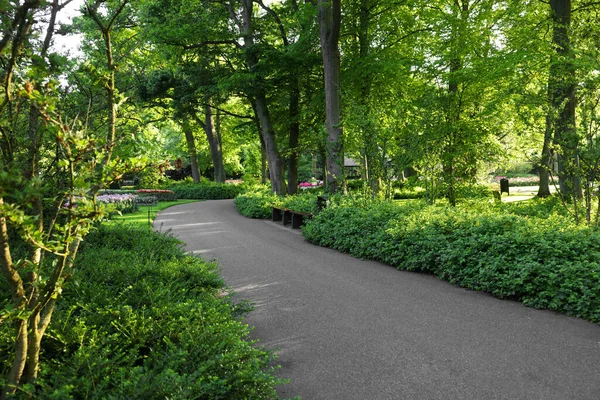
[169,182,244,200]
[234,187,280,219]
[302,199,600,323]
[0,224,284,398]
[235,188,320,218]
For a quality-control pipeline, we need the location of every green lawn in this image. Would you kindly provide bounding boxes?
[111,200,199,227]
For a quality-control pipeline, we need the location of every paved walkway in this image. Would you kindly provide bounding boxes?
[155,200,600,400]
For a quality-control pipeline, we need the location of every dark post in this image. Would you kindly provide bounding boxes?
[500,178,509,195]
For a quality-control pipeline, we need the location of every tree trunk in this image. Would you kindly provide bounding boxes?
[251,109,268,184]
[215,109,226,182]
[443,0,469,207]
[538,113,553,197]
[318,0,344,194]
[288,83,300,194]
[260,135,268,184]
[182,120,201,183]
[549,0,580,198]
[204,105,226,183]
[241,0,286,194]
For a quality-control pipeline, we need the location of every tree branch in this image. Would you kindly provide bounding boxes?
[256,0,289,46]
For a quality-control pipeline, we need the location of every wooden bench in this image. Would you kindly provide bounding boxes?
[272,207,313,229]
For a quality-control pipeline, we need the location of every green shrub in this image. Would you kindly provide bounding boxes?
[393,187,425,200]
[303,199,600,323]
[169,182,243,200]
[235,187,279,219]
[3,224,284,398]
[280,192,319,214]
[235,188,319,219]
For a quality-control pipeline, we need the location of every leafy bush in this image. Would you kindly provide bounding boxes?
[393,187,425,200]
[234,187,279,219]
[2,224,285,398]
[169,182,243,200]
[303,199,600,323]
[235,188,319,218]
[280,192,319,214]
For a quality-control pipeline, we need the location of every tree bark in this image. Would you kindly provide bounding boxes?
[318,0,344,194]
[549,0,580,198]
[204,105,226,183]
[538,112,553,197]
[443,0,469,207]
[181,119,201,183]
[240,0,286,194]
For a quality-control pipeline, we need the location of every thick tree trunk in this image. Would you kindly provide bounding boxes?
[204,105,226,183]
[181,120,201,183]
[549,0,580,198]
[318,0,344,194]
[241,0,286,194]
[253,95,287,194]
[260,136,268,184]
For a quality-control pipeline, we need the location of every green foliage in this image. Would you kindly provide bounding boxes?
[279,193,319,215]
[235,187,319,219]
[234,187,279,219]
[0,224,284,398]
[303,199,600,323]
[168,182,244,200]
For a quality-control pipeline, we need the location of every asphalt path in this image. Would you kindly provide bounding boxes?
[154,200,600,400]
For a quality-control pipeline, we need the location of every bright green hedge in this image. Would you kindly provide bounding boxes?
[235,188,319,219]
[302,199,600,324]
[168,182,243,200]
[234,187,279,219]
[2,224,284,398]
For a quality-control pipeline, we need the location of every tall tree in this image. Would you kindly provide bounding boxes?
[548,0,579,198]
[317,0,344,194]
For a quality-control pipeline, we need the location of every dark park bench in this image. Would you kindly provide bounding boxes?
[272,207,313,229]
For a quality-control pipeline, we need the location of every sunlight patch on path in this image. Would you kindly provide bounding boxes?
[158,211,189,216]
[167,222,222,229]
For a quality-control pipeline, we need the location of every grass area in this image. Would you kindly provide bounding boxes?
[112,200,199,226]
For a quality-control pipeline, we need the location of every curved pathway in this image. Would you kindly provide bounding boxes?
[154,200,600,399]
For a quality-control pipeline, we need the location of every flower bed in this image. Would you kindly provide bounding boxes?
[299,181,323,190]
[97,193,138,214]
[136,189,176,201]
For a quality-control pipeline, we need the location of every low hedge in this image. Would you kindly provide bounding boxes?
[302,199,600,324]
[2,224,284,398]
[235,188,319,219]
[235,187,279,219]
[169,182,243,200]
